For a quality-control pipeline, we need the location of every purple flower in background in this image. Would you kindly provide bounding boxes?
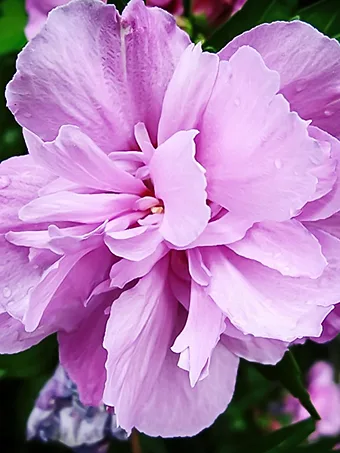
[27,365,127,452]
[2,0,340,437]
[25,0,108,39]
[285,362,340,439]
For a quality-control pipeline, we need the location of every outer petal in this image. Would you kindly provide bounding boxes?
[313,305,340,344]
[0,313,48,353]
[103,257,177,432]
[25,245,114,332]
[221,327,288,365]
[59,293,112,406]
[171,282,225,386]
[198,46,319,224]
[219,21,340,138]
[24,127,144,194]
[149,130,210,247]
[0,155,54,233]
[135,340,239,437]
[25,0,70,39]
[299,128,340,221]
[7,0,189,151]
[19,192,138,224]
[228,220,327,278]
[158,43,219,143]
[203,246,333,341]
[0,236,52,320]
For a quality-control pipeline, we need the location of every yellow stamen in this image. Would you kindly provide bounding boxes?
[151,206,164,214]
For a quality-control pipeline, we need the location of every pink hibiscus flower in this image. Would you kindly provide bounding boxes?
[285,362,340,439]
[2,0,340,437]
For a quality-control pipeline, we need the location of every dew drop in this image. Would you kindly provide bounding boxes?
[234,98,240,107]
[324,109,333,117]
[274,159,282,169]
[23,112,32,119]
[3,287,12,299]
[0,175,10,189]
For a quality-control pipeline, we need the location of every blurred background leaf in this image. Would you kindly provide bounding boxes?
[204,0,299,51]
[256,352,320,421]
[0,0,27,56]
[297,0,340,39]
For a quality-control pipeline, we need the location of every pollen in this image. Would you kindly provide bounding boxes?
[151,206,164,214]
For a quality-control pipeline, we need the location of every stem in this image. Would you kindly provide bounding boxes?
[131,429,142,453]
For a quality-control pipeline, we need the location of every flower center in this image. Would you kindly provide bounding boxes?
[150,206,164,214]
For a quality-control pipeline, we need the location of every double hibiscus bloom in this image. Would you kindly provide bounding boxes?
[1,0,340,437]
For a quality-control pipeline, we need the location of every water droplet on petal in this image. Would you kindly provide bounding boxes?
[234,98,240,107]
[324,109,333,117]
[0,175,10,189]
[3,287,11,298]
[274,159,282,169]
[23,112,32,119]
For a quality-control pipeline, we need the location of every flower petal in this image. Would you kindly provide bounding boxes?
[172,282,225,387]
[104,225,163,261]
[25,245,113,332]
[0,236,52,320]
[19,191,138,224]
[109,242,168,288]
[313,305,340,344]
[299,128,340,221]
[103,257,177,433]
[203,246,333,341]
[158,43,219,144]
[0,313,48,354]
[135,339,239,437]
[25,0,76,39]
[24,126,144,194]
[187,248,211,286]
[219,21,340,138]
[0,155,54,233]
[228,219,327,278]
[198,46,319,224]
[7,0,189,151]
[59,293,112,406]
[221,326,288,365]
[149,130,210,247]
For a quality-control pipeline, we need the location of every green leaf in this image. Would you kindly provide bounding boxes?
[297,0,340,40]
[228,418,315,453]
[295,436,340,453]
[0,0,27,56]
[0,335,58,379]
[255,351,320,421]
[204,0,299,51]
